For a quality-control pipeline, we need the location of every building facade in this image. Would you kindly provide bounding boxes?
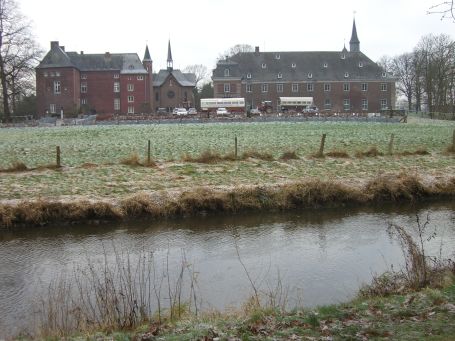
[152,41,196,112]
[36,41,195,117]
[212,20,396,113]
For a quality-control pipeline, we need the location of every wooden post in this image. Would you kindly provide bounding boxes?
[56,146,61,167]
[388,133,395,155]
[147,139,151,164]
[235,136,238,159]
[318,133,326,157]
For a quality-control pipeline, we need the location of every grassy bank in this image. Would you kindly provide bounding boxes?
[1,174,455,228]
[25,282,455,340]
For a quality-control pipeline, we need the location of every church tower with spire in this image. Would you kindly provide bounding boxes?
[167,40,173,71]
[349,19,360,52]
[143,44,154,112]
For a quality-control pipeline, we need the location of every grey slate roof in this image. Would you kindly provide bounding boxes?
[213,50,389,82]
[143,45,152,62]
[37,45,147,74]
[153,69,196,87]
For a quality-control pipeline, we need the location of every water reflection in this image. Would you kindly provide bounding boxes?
[0,201,454,337]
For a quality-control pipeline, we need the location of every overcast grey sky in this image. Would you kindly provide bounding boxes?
[17,0,455,74]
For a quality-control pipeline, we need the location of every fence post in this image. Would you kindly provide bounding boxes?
[235,136,238,159]
[388,133,395,155]
[56,146,61,167]
[318,133,326,157]
[147,139,151,164]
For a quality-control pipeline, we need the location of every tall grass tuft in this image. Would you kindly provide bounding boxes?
[37,248,199,337]
[242,150,274,161]
[120,153,142,166]
[355,146,383,158]
[279,150,299,160]
[0,161,28,173]
[326,150,350,158]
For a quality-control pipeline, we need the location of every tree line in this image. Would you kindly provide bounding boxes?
[380,33,454,114]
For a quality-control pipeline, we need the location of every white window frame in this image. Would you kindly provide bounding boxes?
[247,73,252,79]
[341,54,346,59]
[344,72,349,78]
[275,53,280,59]
[359,62,363,68]
[114,82,120,92]
[380,83,387,91]
[81,74,87,79]
[246,84,252,93]
[276,83,283,93]
[127,95,134,103]
[382,72,387,78]
[81,98,87,105]
[262,63,266,69]
[323,62,328,68]
[307,83,314,92]
[137,75,144,80]
[224,83,230,93]
[114,74,120,79]
[324,83,331,92]
[261,83,268,93]
[343,83,350,92]
[361,83,368,91]
[128,105,134,114]
[380,99,388,110]
[54,80,61,94]
[277,72,282,79]
[361,99,368,111]
[114,98,120,110]
[81,82,87,93]
[50,104,56,113]
[343,99,350,111]
[224,69,230,77]
[307,72,313,79]
[127,84,134,92]
[291,63,296,68]
[291,83,299,92]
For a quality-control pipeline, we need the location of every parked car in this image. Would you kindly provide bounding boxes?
[216,107,229,115]
[173,108,188,116]
[156,107,168,115]
[250,108,261,116]
[188,108,197,115]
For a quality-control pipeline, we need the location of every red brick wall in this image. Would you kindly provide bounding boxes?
[36,67,80,117]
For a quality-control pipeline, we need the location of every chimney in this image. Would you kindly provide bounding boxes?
[50,41,59,49]
[60,46,65,51]
[80,51,84,55]
[104,52,111,62]
[254,46,260,55]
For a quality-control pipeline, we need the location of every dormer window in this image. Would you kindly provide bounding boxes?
[291,63,296,68]
[359,62,363,68]
[341,54,346,59]
[128,64,134,69]
[262,63,266,69]
[224,69,230,77]
[275,53,280,59]
[307,72,313,79]
[323,63,328,68]
[344,72,349,78]
[382,72,387,78]
[247,73,252,79]
[277,72,282,79]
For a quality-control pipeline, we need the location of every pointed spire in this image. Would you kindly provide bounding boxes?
[349,18,360,52]
[143,44,152,62]
[167,40,173,71]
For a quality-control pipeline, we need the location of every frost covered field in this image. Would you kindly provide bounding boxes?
[0,119,454,200]
[0,120,454,167]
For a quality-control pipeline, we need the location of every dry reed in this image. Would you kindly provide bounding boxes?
[325,150,350,158]
[0,161,28,173]
[279,150,299,160]
[1,175,455,228]
[355,146,383,158]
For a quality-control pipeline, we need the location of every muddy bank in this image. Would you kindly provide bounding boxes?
[1,174,454,228]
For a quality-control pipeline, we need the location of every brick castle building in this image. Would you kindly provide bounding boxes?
[212,20,396,113]
[36,41,195,116]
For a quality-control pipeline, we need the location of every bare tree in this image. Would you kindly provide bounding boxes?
[217,44,254,61]
[428,1,455,21]
[183,64,208,88]
[0,0,41,121]
[391,53,416,111]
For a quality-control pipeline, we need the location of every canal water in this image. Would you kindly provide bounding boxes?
[0,202,454,337]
